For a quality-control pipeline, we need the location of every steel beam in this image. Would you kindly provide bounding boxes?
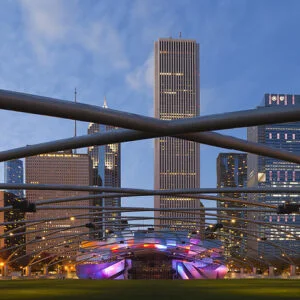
[33,192,275,208]
[1,88,300,134]
[0,125,300,165]
[1,90,300,164]
[2,183,300,194]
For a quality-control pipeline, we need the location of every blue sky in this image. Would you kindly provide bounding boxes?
[1,0,300,214]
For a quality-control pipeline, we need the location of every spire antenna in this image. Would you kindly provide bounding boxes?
[103,96,108,108]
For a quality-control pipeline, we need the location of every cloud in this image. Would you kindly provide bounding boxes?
[19,0,68,40]
[125,52,153,91]
[19,0,69,63]
[18,0,129,69]
[79,20,130,69]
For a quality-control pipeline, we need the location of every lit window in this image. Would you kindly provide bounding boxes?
[269,170,273,181]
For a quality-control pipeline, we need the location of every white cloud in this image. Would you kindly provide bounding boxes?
[126,52,153,91]
[19,0,68,40]
[79,21,129,69]
[18,0,129,69]
[19,0,69,63]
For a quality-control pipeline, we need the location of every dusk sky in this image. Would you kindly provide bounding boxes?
[1,0,300,215]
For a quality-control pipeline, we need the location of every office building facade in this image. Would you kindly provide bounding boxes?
[98,123,121,234]
[25,152,92,258]
[4,159,24,198]
[0,191,26,261]
[88,122,102,192]
[247,94,300,259]
[87,97,121,236]
[154,38,202,231]
[216,153,247,257]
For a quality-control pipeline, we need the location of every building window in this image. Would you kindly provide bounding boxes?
[285,171,288,181]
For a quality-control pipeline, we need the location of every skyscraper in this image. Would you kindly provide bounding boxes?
[216,153,247,257]
[0,191,26,260]
[154,37,202,230]
[4,159,24,198]
[25,152,92,258]
[88,122,101,186]
[98,99,121,234]
[247,94,300,259]
[87,97,121,236]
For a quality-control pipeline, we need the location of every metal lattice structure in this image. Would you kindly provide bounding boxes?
[0,88,300,276]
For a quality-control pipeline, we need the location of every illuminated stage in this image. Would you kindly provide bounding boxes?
[76,230,227,280]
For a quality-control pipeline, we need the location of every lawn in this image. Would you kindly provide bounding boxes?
[0,279,299,300]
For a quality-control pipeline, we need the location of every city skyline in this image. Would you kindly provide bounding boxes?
[1,1,300,214]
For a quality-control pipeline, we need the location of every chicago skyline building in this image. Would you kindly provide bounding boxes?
[98,99,121,235]
[25,151,92,258]
[154,37,203,231]
[247,93,300,259]
[4,159,24,198]
[0,191,26,260]
[88,122,101,186]
[216,153,247,257]
[87,97,121,236]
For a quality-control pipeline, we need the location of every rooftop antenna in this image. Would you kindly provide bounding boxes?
[74,88,77,154]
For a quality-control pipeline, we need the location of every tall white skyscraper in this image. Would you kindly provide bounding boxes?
[154,38,202,230]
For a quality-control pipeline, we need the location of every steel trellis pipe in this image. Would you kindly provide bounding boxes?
[2,183,300,194]
[1,88,300,135]
[1,90,300,163]
[0,127,300,165]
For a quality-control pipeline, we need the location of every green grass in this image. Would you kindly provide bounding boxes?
[0,279,299,300]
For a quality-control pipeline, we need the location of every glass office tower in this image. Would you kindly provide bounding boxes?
[217,153,247,257]
[247,94,300,259]
[4,159,24,198]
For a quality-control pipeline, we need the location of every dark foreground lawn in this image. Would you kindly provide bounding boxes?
[0,279,299,300]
